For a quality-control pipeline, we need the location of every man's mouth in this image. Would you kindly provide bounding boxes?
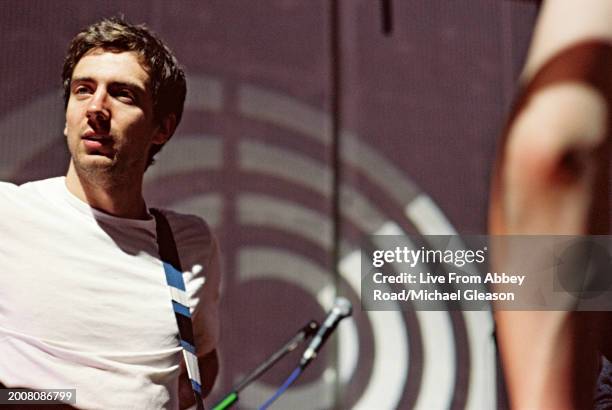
[81,132,113,156]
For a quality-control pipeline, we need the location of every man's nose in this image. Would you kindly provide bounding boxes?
[86,90,110,123]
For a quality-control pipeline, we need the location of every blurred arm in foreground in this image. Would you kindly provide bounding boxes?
[489,1,612,408]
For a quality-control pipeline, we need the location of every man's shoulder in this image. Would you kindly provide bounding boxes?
[154,208,212,235]
[152,208,217,253]
[153,208,221,294]
[0,181,18,192]
[0,177,63,198]
[2,176,63,189]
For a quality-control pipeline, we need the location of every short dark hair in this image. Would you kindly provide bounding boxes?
[62,17,186,167]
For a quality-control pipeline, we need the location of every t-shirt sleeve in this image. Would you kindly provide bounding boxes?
[166,210,222,355]
[0,182,18,201]
[191,233,221,354]
[0,182,21,231]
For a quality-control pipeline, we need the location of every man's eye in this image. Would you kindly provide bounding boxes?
[74,86,91,95]
[116,90,135,103]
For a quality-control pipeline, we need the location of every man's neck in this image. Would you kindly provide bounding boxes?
[65,161,149,220]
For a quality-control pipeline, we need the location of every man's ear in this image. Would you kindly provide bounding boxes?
[64,123,68,137]
[152,114,177,145]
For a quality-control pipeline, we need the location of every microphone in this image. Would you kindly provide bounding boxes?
[299,297,352,369]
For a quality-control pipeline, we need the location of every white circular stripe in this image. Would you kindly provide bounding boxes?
[370,231,457,409]
[405,195,457,237]
[239,140,332,197]
[412,311,456,410]
[238,247,333,297]
[238,140,389,234]
[405,194,497,410]
[166,194,224,230]
[239,84,331,145]
[337,309,359,385]
[463,311,496,410]
[237,193,333,249]
[339,185,388,233]
[338,227,409,410]
[145,135,223,183]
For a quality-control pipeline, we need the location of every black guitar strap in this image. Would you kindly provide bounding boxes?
[151,208,205,410]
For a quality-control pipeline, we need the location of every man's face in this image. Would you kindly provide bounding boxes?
[64,48,166,179]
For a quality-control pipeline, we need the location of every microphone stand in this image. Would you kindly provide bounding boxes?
[211,320,319,410]
[257,297,352,410]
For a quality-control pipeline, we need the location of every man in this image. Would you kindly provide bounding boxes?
[490,1,612,408]
[0,17,220,409]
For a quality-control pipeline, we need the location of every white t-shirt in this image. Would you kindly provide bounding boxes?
[0,177,221,409]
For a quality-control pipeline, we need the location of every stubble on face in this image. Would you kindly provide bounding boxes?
[64,49,159,190]
[69,136,149,189]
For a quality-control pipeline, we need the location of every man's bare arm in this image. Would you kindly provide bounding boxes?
[490,1,612,408]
